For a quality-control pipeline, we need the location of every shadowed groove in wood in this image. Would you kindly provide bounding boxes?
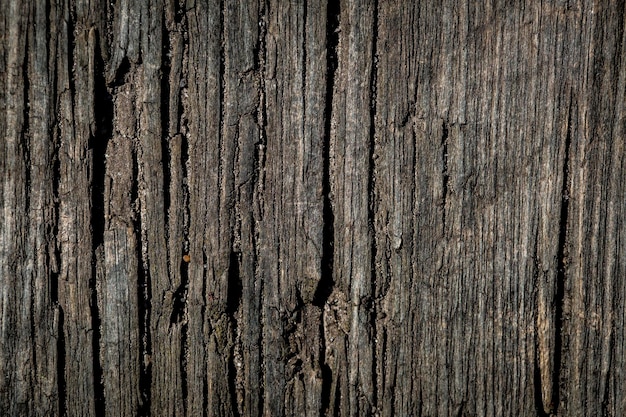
[441,119,449,229]
[179,109,191,413]
[316,0,339,413]
[52,146,65,416]
[369,0,380,410]
[255,1,268,414]
[552,89,573,417]
[135,145,152,417]
[21,12,30,216]
[91,34,111,417]
[227,250,242,417]
[314,0,339,311]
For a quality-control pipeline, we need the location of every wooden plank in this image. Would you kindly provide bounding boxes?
[222,1,262,415]
[99,79,141,416]
[184,0,233,414]
[321,1,377,416]
[560,3,626,416]
[26,0,59,413]
[148,0,186,415]
[55,2,98,414]
[132,0,173,415]
[1,1,626,416]
[261,0,328,415]
[373,3,420,415]
[0,0,34,414]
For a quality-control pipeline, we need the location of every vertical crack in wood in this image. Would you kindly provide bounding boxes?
[532,232,550,417]
[178,109,191,412]
[133,141,152,415]
[227,250,242,417]
[51,87,65,417]
[21,25,31,216]
[533,354,545,417]
[201,249,209,417]
[317,0,340,413]
[91,35,111,417]
[173,9,192,403]
[161,12,172,255]
[217,0,225,259]
[302,0,307,127]
[23,15,37,409]
[230,119,244,415]
[315,0,339,309]
[369,0,380,411]
[255,3,267,412]
[441,119,449,231]
[67,2,76,106]
[55,307,66,416]
[552,91,572,417]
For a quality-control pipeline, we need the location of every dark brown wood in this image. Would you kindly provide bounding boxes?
[1,1,625,416]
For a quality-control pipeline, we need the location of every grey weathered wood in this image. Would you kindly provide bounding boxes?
[0,1,55,416]
[325,1,377,416]
[2,1,626,416]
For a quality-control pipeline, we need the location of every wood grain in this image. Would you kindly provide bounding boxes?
[1,1,625,416]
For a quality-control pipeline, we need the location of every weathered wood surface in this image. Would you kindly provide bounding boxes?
[1,0,625,416]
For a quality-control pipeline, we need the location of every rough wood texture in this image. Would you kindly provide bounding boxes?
[1,1,625,416]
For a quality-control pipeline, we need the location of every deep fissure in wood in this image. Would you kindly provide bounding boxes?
[314,0,339,310]
[534,355,550,416]
[133,148,152,416]
[178,124,191,409]
[110,56,131,88]
[227,251,243,316]
[532,235,550,417]
[255,3,267,412]
[51,86,65,416]
[302,0,308,116]
[317,0,340,414]
[441,119,449,229]
[66,3,76,104]
[201,249,210,417]
[227,250,242,417]
[367,0,379,410]
[22,26,31,216]
[56,306,66,416]
[369,0,380,409]
[160,14,172,246]
[552,94,572,416]
[91,37,112,417]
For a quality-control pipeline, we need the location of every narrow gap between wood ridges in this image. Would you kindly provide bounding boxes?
[22,14,31,215]
[227,249,242,417]
[201,249,209,417]
[441,118,449,230]
[131,118,151,417]
[161,8,172,253]
[177,88,191,417]
[552,90,573,416]
[368,0,380,413]
[314,0,339,310]
[316,0,340,415]
[254,2,267,414]
[23,11,36,409]
[51,71,66,417]
[532,232,550,417]
[91,30,111,417]
[224,3,244,416]
[169,1,191,411]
